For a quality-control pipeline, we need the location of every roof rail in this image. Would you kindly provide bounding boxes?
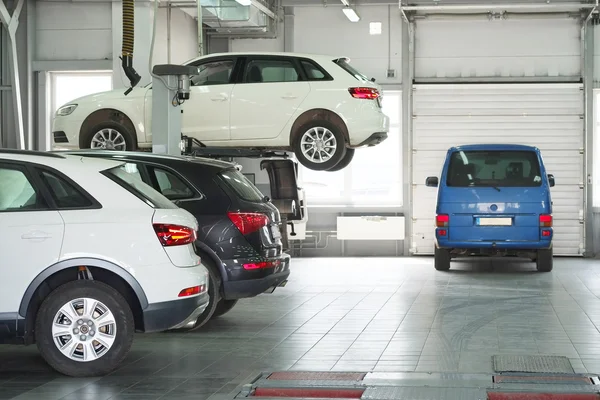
[0,148,65,159]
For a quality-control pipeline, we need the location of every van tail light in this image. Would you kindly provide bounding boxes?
[349,87,379,100]
[539,214,553,227]
[436,214,449,227]
[228,212,269,235]
[153,224,197,246]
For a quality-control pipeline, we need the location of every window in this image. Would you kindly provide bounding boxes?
[244,59,300,83]
[104,163,177,209]
[191,60,235,86]
[300,91,402,206]
[301,60,328,81]
[447,150,542,188]
[150,167,195,200]
[220,168,266,202]
[40,170,94,208]
[0,167,47,211]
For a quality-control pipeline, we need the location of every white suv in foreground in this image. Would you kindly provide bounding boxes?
[0,150,209,377]
[52,52,390,171]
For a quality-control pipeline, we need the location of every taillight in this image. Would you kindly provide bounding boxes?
[243,260,282,270]
[539,214,553,227]
[228,212,269,235]
[349,87,379,100]
[178,285,205,297]
[153,223,197,246]
[436,214,449,227]
[437,229,447,237]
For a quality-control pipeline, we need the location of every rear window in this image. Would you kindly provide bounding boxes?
[220,168,265,202]
[334,58,370,82]
[103,163,177,209]
[446,150,543,188]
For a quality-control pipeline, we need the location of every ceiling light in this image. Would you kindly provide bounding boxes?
[342,7,360,22]
[340,0,350,5]
[235,0,252,6]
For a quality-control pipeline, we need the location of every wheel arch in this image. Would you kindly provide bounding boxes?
[195,241,227,284]
[78,108,139,148]
[289,108,349,147]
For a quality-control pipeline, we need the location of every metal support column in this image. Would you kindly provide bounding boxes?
[583,11,596,257]
[401,12,415,256]
[283,7,294,52]
[197,0,204,56]
[0,0,26,149]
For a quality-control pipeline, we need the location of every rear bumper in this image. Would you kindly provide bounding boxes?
[351,132,388,148]
[222,254,291,300]
[142,291,209,332]
[437,239,552,250]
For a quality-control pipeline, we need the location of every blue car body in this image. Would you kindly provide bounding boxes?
[426,144,555,271]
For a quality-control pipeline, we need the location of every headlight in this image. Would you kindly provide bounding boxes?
[56,104,77,116]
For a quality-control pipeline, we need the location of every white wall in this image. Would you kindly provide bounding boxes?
[230,22,284,52]
[153,7,199,66]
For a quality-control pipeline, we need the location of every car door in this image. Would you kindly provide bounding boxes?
[230,56,311,143]
[0,162,64,314]
[180,57,238,144]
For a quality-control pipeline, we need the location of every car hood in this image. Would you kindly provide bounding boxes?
[61,86,149,106]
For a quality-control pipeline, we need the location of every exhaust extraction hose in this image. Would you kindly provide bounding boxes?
[122,0,141,93]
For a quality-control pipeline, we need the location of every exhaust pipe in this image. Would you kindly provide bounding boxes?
[122,0,141,95]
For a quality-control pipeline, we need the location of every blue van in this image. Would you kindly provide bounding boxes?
[425,144,555,272]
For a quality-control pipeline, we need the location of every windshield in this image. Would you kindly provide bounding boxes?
[220,168,266,202]
[333,58,370,82]
[446,150,542,188]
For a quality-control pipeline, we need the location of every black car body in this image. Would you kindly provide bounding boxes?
[60,150,290,327]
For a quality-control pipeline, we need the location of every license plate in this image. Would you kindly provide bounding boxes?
[477,217,512,226]
[270,225,281,239]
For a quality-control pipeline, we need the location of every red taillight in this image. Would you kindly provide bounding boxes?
[228,212,269,235]
[542,230,551,237]
[540,214,553,227]
[243,260,282,270]
[437,229,447,237]
[153,223,197,246]
[349,87,379,100]
[178,285,205,297]
[436,214,449,227]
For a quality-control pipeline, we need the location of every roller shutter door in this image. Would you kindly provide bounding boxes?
[411,83,584,256]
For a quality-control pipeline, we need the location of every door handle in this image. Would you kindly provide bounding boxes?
[281,94,297,100]
[210,95,228,102]
[22,231,52,240]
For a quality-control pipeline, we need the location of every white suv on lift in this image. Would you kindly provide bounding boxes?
[51,52,390,171]
[0,150,209,377]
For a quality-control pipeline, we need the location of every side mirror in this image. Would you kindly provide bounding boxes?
[426,176,439,187]
[547,174,555,188]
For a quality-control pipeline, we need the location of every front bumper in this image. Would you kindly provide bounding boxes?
[222,253,291,300]
[142,291,209,332]
[52,116,84,149]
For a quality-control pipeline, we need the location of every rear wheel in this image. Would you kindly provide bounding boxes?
[177,257,221,331]
[327,148,355,172]
[434,247,451,271]
[212,299,238,319]
[293,120,347,171]
[536,248,553,272]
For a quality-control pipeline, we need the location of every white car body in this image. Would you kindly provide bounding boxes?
[0,150,209,375]
[52,52,390,170]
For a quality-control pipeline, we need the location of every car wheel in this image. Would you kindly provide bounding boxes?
[293,120,347,171]
[536,248,553,272]
[177,257,221,331]
[434,247,451,271]
[327,148,355,172]
[35,280,134,377]
[83,121,136,151]
[211,299,238,319]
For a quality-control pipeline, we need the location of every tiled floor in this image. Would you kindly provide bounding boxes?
[2,257,600,399]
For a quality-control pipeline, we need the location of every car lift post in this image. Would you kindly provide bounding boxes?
[151,64,198,156]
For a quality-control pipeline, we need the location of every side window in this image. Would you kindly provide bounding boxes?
[40,170,94,209]
[301,60,327,81]
[149,167,196,200]
[244,59,300,83]
[0,166,47,211]
[191,60,235,86]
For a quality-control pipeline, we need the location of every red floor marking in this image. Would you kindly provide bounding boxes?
[253,387,365,398]
[488,393,600,400]
[267,372,366,381]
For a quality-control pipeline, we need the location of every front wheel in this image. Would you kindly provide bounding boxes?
[82,121,136,151]
[35,280,134,377]
[211,299,238,319]
[536,248,553,272]
[293,121,347,171]
[434,247,451,271]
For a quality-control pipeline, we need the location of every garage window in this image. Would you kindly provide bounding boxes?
[301,90,402,206]
[51,71,112,116]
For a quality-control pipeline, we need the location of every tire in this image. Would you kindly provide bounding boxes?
[176,257,222,331]
[35,280,134,377]
[211,299,238,319]
[327,148,355,172]
[82,121,136,151]
[536,248,553,272]
[293,120,347,171]
[434,247,451,271]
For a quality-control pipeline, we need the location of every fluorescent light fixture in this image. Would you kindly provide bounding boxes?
[342,7,360,22]
[340,0,350,5]
[369,21,382,35]
[235,0,252,6]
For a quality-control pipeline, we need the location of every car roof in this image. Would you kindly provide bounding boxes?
[450,144,540,152]
[183,52,345,65]
[0,149,124,171]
